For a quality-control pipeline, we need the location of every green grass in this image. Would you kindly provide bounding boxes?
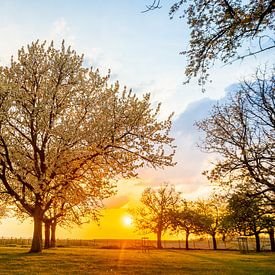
[0,247,274,274]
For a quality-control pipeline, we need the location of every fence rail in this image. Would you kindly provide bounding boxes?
[0,237,272,251]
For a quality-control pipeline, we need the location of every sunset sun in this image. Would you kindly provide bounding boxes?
[122,216,133,227]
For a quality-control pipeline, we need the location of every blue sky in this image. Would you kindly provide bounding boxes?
[1,0,255,115]
[0,0,271,238]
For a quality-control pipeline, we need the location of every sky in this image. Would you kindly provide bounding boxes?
[0,0,270,240]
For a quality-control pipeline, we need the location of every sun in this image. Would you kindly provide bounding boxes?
[122,215,133,227]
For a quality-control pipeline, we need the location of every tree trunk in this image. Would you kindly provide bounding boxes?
[185,231,190,250]
[268,229,275,252]
[50,221,57,248]
[156,229,162,249]
[30,209,43,253]
[211,233,217,250]
[44,221,51,249]
[255,232,261,252]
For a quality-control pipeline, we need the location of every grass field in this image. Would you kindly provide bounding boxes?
[0,247,274,274]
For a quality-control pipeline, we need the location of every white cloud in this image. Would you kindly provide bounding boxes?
[0,23,27,65]
[0,17,76,66]
[127,95,221,200]
[49,18,75,46]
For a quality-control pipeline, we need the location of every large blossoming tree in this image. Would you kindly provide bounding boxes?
[0,41,176,252]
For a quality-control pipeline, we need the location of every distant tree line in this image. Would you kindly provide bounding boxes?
[133,68,274,252]
[133,184,274,252]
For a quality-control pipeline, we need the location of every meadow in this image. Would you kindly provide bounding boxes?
[0,247,274,274]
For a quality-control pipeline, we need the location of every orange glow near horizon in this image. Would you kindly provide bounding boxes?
[0,178,211,240]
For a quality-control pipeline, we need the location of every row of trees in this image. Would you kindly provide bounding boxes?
[133,184,275,252]
[0,41,176,252]
[133,66,274,252]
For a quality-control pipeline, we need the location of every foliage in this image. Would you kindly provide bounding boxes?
[197,68,275,204]
[170,200,202,249]
[145,0,275,88]
[132,183,181,248]
[225,191,274,251]
[171,200,200,234]
[0,200,7,221]
[193,196,228,249]
[226,192,272,236]
[0,41,176,252]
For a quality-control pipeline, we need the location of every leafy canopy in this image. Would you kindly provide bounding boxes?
[145,0,275,89]
[132,183,181,235]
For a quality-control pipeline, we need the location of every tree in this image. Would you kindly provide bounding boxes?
[0,41,176,252]
[263,215,275,252]
[197,68,275,204]
[226,192,273,252]
[132,183,181,248]
[43,178,113,249]
[145,0,275,88]
[170,200,201,250]
[194,197,227,250]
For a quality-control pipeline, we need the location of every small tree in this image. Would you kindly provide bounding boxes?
[0,41,176,252]
[133,183,181,248]
[194,196,227,250]
[226,192,273,252]
[43,178,114,248]
[170,200,201,250]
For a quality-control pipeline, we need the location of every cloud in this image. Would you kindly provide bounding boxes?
[49,18,75,45]
[0,17,77,67]
[0,23,28,65]
[132,95,221,198]
[172,97,216,135]
[164,84,243,197]
[52,18,67,34]
[103,195,130,209]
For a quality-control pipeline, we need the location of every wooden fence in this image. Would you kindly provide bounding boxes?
[0,237,272,251]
